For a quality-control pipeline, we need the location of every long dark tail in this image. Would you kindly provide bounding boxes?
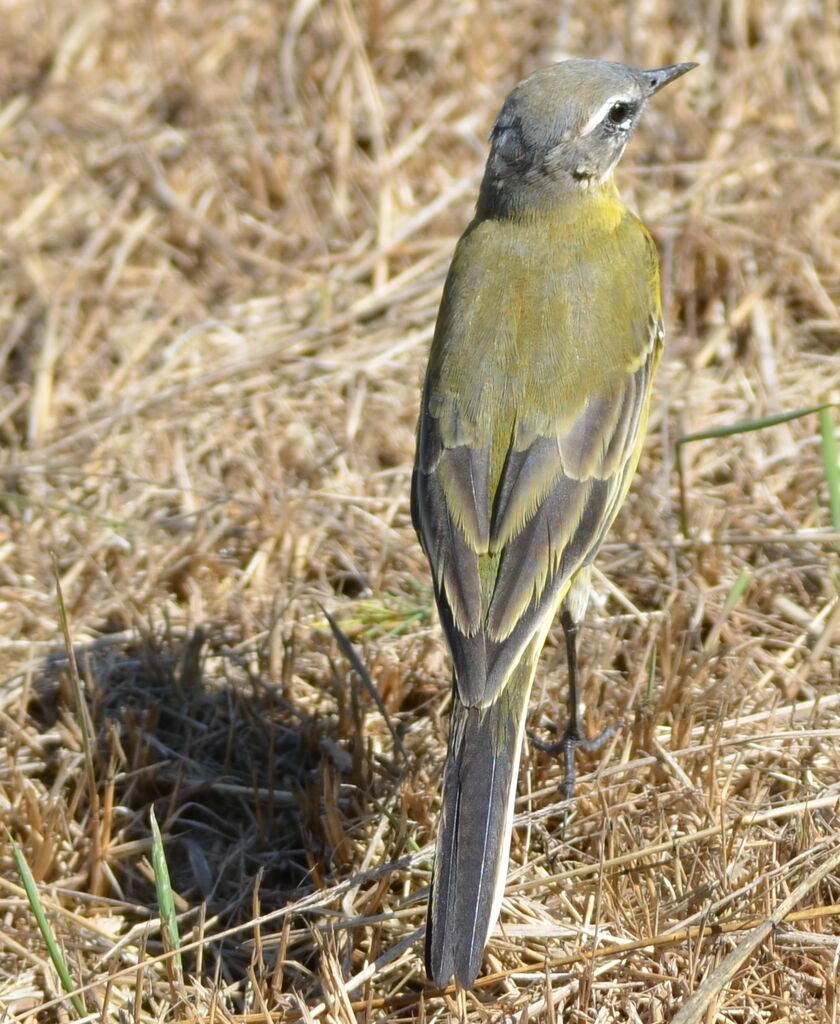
[425,654,536,988]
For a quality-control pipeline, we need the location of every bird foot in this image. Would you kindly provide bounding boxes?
[530,720,623,825]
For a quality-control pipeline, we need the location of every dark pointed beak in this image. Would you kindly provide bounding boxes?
[642,62,698,96]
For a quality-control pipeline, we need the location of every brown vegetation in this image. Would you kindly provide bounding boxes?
[1,0,839,1020]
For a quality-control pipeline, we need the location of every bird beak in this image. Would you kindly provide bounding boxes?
[642,62,698,96]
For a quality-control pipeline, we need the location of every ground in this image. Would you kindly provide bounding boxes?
[1,1,839,1021]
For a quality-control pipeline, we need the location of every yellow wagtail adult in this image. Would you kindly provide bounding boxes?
[411,58,695,988]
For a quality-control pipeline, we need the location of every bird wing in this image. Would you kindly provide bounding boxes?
[412,207,662,709]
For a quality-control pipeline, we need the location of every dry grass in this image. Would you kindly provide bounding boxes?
[1,0,840,1020]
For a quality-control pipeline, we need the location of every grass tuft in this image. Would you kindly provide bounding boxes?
[9,832,86,1017]
[149,807,184,988]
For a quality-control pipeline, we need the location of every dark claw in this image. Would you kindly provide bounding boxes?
[530,720,624,831]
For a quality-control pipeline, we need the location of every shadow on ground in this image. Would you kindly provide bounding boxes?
[20,618,407,991]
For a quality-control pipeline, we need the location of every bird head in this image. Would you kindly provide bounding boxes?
[478,58,696,217]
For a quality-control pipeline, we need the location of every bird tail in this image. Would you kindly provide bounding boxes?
[425,651,536,988]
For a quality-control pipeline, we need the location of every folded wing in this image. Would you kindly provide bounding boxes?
[412,326,660,709]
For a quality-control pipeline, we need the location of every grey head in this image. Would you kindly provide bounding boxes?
[477,58,696,217]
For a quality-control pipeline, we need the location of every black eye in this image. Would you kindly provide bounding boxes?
[607,101,633,125]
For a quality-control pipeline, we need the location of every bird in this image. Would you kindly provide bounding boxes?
[411,57,696,989]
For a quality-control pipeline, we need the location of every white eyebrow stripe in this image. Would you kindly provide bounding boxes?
[579,94,635,137]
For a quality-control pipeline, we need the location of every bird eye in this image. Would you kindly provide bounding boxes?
[607,101,634,125]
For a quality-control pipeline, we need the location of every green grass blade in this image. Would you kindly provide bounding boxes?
[149,807,183,977]
[9,832,85,1017]
[677,402,837,446]
[722,569,751,618]
[646,644,658,702]
[819,407,840,534]
[323,606,405,757]
[677,403,839,540]
[703,570,751,656]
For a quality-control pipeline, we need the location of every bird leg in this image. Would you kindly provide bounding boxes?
[530,608,620,816]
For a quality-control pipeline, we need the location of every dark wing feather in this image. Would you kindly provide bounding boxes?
[412,410,487,637]
[490,436,566,549]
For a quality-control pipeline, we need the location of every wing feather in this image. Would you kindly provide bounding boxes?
[412,212,662,711]
[490,436,564,549]
[412,417,484,637]
[437,445,491,551]
[414,350,657,706]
